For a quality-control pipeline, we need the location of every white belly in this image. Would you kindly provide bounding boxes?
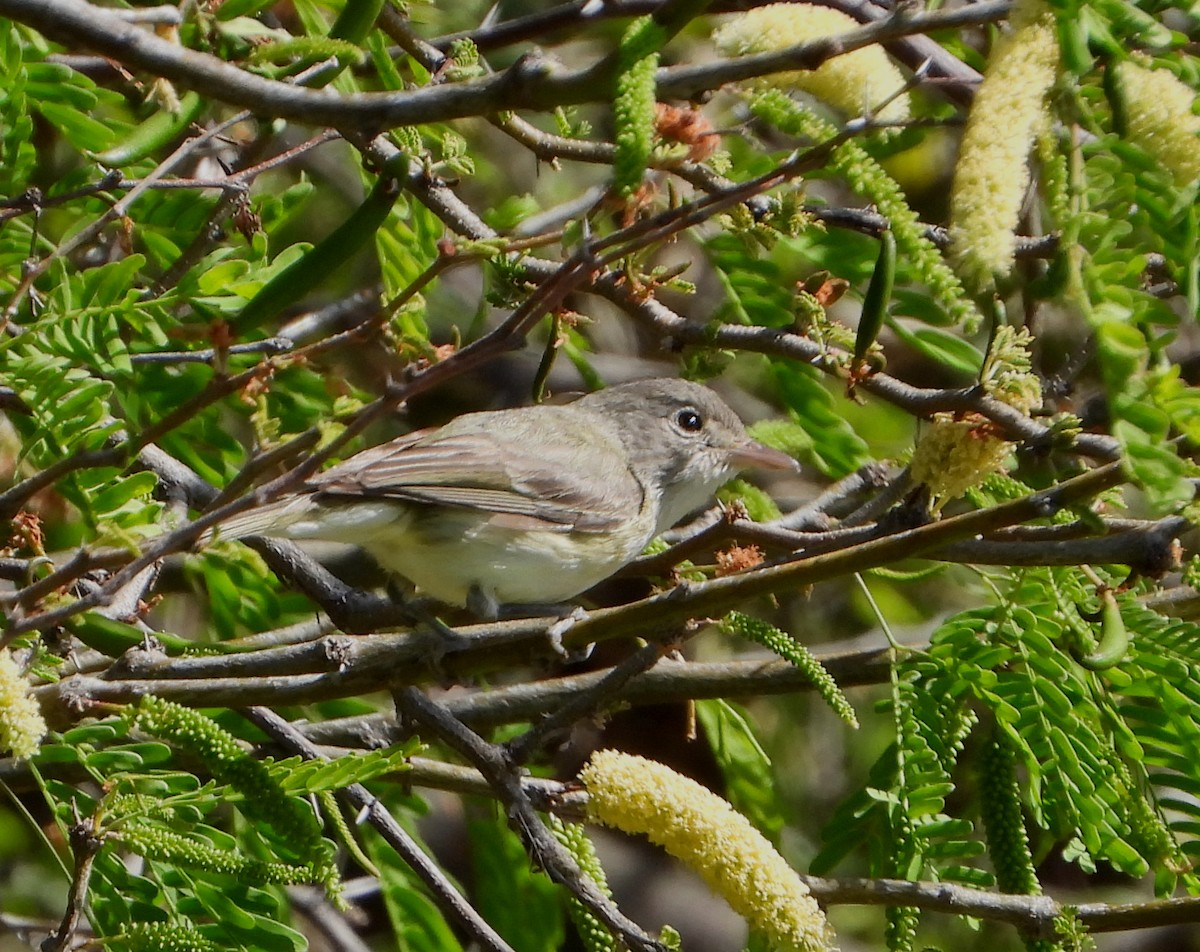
[360,512,652,606]
[276,499,655,607]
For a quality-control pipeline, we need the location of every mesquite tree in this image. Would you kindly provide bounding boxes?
[0,1,1198,951]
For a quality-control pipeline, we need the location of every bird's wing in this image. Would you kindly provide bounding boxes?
[310,413,643,533]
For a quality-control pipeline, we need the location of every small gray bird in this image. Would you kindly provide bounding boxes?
[211,378,795,615]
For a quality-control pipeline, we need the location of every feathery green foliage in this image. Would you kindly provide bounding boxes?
[2,1,1198,950]
[749,90,980,329]
[612,17,665,199]
[551,817,620,952]
[720,612,858,727]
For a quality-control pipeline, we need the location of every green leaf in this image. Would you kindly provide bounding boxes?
[1125,441,1193,508]
[696,698,784,841]
[37,101,119,153]
[366,818,464,952]
[886,319,984,377]
[215,0,282,19]
[769,359,870,478]
[59,721,125,745]
[26,61,97,111]
[274,744,417,794]
[89,471,157,517]
[468,809,564,952]
[81,255,147,309]
[707,233,795,327]
[938,865,995,887]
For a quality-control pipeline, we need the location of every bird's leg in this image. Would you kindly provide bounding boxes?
[546,606,588,659]
[466,586,588,658]
[385,577,463,644]
[382,579,476,682]
[464,584,501,623]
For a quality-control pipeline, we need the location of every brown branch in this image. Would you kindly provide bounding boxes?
[800,874,1200,937]
[493,116,1058,258]
[0,415,225,541]
[432,649,894,731]
[0,0,1008,132]
[603,287,1118,460]
[559,462,1126,649]
[288,886,374,952]
[394,686,667,952]
[632,512,1189,579]
[3,174,590,636]
[33,637,891,726]
[14,726,1200,940]
[41,808,103,952]
[431,0,669,52]
[3,109,249,320]
[431,0,992,113]
[129,337,294,365]
[28,462,1130,720]
[819,0,986,106]
[658,2,1007,101]
[244,706,518,952]
[0,448,121,523]
[390,131,1116,462]
[504,641,668,764]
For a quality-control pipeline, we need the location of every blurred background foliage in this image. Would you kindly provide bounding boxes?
[0,0,1199,950]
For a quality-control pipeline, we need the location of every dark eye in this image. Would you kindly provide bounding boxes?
[675,408,703,432]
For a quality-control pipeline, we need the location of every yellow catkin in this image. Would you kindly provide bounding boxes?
[0,649,46,760]
[909,416,1012,504]
[1117,60,1200,187]
[910,326,1041,507]
[947,0,1059,288]
[713,4,910,125]
[581,749,836,952]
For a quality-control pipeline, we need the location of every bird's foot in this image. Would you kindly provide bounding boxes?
[463,587,591,659]
[465,584,502,622]
[386,580,468,666]
[545,606,589,659]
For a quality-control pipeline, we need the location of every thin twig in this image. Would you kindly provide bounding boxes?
[41,809,103,952]
[505,641,667,764]
[394,687,667,952]
[245,706,518,952]
[4,110,249,320]
[800,874,1200,937]
[129,337,294,365]
[0,0,1010,132]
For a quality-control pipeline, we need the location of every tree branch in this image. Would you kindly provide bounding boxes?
[244,707,518,952]
[0,0,1008,131]
[801,874,1200,937]
[393,686,667,952]
[41,808,103,952]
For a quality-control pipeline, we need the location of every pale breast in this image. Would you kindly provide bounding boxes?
[358,505,658,606]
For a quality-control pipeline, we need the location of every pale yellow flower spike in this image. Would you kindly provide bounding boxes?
[0,649,46,760]
[713,3,910,126]
[581,749,837,952]
[910,326,1042,509]
[1117,60,1200,187]
[948,0,1059,289]
[909,417,1012,507]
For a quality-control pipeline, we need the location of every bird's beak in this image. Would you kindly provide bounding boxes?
[729,440,799,472]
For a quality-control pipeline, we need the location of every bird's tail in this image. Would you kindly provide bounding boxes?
[198,496,316,545]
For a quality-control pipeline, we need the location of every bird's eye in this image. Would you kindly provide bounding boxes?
[675,408,704,432]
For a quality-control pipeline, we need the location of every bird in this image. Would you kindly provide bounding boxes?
[209,377,796,617]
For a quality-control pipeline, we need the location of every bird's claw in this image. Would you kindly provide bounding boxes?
[546,606,588,658]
